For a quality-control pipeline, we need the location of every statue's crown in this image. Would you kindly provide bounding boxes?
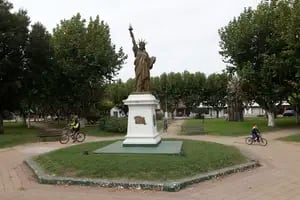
[138,39,147,46]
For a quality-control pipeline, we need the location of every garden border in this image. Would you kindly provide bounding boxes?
[24,157,259,192]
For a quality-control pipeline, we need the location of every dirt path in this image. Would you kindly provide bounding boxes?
[1,120,300,200]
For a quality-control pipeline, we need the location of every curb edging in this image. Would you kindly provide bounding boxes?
[24,158,260,192]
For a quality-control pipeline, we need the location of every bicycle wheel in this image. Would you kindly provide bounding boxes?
[59,133,70,144]
[76,132,86,142]
[259,138,268,146]
[245,137,253,145]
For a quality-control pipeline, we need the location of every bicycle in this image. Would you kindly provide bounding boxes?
[245,133,267,146]
[59,126,86,144]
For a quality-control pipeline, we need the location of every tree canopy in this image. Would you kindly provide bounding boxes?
[0,0,30,132]
[219,0,300,126]
[51,13,127,117]
[0,0,127,133]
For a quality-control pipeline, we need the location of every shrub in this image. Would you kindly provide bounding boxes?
[99,117,127,134]
[156,112,164,120]
[194,113,205,119]
[85,113,101,124]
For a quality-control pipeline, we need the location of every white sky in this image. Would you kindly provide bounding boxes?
[10,0,260,81]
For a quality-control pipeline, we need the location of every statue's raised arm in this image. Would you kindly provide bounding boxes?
[129,25,138,56]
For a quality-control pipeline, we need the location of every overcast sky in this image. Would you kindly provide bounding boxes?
[11,0,260,81]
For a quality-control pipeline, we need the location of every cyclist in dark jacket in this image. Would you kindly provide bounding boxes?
[251,124,260,142]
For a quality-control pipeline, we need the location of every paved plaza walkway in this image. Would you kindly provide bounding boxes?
[0,120,300,200]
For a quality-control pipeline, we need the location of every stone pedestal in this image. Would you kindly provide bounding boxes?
[123,93,161,146]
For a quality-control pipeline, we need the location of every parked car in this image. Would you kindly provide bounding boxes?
[282,109,296,116]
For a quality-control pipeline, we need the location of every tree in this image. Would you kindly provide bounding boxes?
[22,22,53,127]
[227,75,245,121]
[105,79,134,115]
[285,0,300,123]
[51,13,127,117]
[0,0,30,133]
[150,71,206,117]
[219,1,295,126]
[182,71,206,115]
[166,72,184,115]
[205,73,228,118]
[288,93,300,123]
[151,74,167,112]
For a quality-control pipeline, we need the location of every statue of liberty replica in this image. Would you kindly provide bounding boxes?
[129,25,156,92]
[122,25,161,146]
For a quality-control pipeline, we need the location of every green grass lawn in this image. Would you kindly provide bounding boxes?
[278,134,300,142]
[0,122,40,148]
[35,139,247,181]
[182,117,300,136]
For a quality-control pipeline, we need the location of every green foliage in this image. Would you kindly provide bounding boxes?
[219,1,300,126]
[22,22,54,118]
[51,13,127,117]
[0,0,30,133]
[107,71,207,116]
[99,117,127,134]
[35,139,246,181]
[150,71,206,114]
[156,112,164,120]
[204,73,228,118]
[105,78,134,115]
[0,1,128,133]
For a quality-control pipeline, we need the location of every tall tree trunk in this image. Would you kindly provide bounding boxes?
[296,105,299,124]
[216,109,219,118]
[22,113,27,126]
[267,111,275,127]
[27,112,31,128]
[57,114,60,125]
[0,112,4,134]
[228,103,244,121]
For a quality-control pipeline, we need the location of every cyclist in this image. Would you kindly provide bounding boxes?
[251,124,260,142]
[70,117,80,142]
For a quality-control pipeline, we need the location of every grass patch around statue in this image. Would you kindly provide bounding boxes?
[35,139,247,181]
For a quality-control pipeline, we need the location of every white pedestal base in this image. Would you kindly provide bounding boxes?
[123,93,161,146]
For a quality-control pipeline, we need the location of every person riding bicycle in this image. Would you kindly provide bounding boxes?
[251,124,260,142]
[70,117,80,141]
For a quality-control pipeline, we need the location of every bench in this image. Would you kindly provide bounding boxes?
[181,126,205,135]
[37,131,62,142]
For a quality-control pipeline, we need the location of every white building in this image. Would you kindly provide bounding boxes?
[244,103,265,117]
[196,102,267,118]
[110,107,126,118]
